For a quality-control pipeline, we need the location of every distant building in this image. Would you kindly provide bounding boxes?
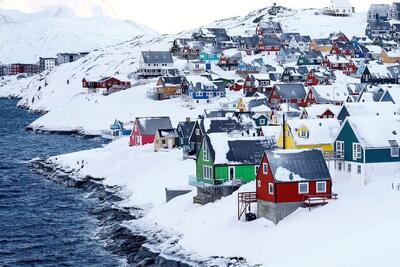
[39,57,57,72]
[82,77,131,95]
[367,4,390,23]
[324,0,354,17]
[388,3,400,20]
[9,64,40,75]
[0,64,9,76]
[57,52,88,64]
[138,51,176,78]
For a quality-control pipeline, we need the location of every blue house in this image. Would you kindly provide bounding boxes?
[101,120,132,140]
[334,116,400,183]
[199,46,221,62]
[237,59,261,73]
[187,76,226,103]
[380,86,400,103]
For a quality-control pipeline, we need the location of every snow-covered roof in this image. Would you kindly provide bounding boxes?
[261,125,282,141]
[136,117,173,135]
[251,104,271,113]
[267,149,332,182]
[331,0,352,8]
[385,49,400,58]
[325,54,349,64]
[365,45,383,54]
[303,104,342,119]
[381,85,400,103]
[186,75,215,87]
[287,118,341,146]
[344,116,400,148]
[206,133,276,165]
[312,84,349,102]
[343,102,400,117]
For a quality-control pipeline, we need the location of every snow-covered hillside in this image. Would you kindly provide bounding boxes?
[0,6,156,63]
[208,7,367,38]
[0,5,365,134]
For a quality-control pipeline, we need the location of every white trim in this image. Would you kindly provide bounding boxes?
[268,183,274,195]
[257,180,261,188]
[353,143,362,160]
[263,163,269,174]
[391,147,400,157]
[316,181,327,193]
[298,182,309,194]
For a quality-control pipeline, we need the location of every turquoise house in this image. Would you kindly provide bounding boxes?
[334,116,400,183]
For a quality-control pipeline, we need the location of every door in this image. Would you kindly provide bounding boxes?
[228,166,235,181]
[168,139,173,149]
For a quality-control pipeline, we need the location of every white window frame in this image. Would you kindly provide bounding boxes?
[259,118,266,125]
[298,182,309,194]
[391,147,400,157]
[228,166,235,180]
[352,143,362,160]
[257,180,261,188]
[195,128,200,136]
[347,163,352,172]
[357,165,362,174]
[316,181,327,193]
[336,141,344,154]
[203,144,209,161]
[268,183,274,195]
[203,166,213,179]
[263,163,269,174]
[300,130,308,138]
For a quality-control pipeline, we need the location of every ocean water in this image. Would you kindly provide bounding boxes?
[0,99,124,266]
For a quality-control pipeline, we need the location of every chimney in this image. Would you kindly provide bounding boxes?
[186,117,191,122]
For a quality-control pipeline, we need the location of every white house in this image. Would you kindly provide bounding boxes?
[324,0,354,17]
[138,51,176,78]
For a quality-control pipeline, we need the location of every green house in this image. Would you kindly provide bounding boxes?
[297,51,323,65]
[334,116,400,180]
[195,133,276,185]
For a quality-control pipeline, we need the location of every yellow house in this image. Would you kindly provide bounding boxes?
[309,39,333,53]
[380,49,400,64]
[236,93,268,112]
[277,118,340,152]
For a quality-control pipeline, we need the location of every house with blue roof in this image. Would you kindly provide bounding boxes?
[186,76,226,103]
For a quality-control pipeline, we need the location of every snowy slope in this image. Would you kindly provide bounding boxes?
[49,135,400,267]
[0,5,366,134]
[0,6,156,63]
[208,6,367,38]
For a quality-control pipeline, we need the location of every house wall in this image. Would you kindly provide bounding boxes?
[335,121,364,163]
[215,164,258,184]
[257,200,303,224]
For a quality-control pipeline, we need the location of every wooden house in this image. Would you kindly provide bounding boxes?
[367,4,390,23]
[334,116,400,183]
[195,133,276,184]
[329,32,350,43]
[218,50,242,71]
[330,42,355,56]
[280,66,308,83]
[129,117,173,146]
[258,37,281,55]
[288,35,312,51]
[170,38,204,59]
[152,76,187,100]
[154,129,179,152]
[308,84,350,105]
[365,22,391,40]
[101,120,132,141]
[82,77,131,95]
[186,75,226,103]
[304,69,335,86]
[256,21,283,37]
[277,118,340,152]
[336,102,398,122]
[360,64,400,84]
[9,64,40,75]
[380,49,400,64]
[138,51,175,78]
[257,149,333,224]
[297,50,324,66]
[269,83,307,107]
[177,119,196,155]
[388,3,400,20]
[300,104,342,119]
[243,74,271,94]
[309,38,333,52]
[277,47,301,64]
[323,55,357,75]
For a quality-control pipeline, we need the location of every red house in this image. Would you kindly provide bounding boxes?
[323,55,357,75]
[269,84,307,108]
[229,82,243,91]
[10,64,40,75]
[129,117,173,146]
[258,37,281,55]
[82,77,131,94]
[330,42,355,56]
[256,149,333,224]
[243,74,271,94]
[329,32,349,43]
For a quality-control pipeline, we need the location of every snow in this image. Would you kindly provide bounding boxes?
[260,125,282,142]
[386,49,400,58]
[325,54,349,64]
[208,133,231,165]
[287,118,341,146]
[312,84,349,102]
[343,102,400,117]
[345,116,400,148]
[274,166,305,182]
[365,45,383,55]
[303,104,342,119]
[251,104,271,113]
[0,6,156,63]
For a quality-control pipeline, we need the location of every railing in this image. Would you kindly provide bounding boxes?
[238,192,257,220]
[303,193,338,211]
[188,175,243,187]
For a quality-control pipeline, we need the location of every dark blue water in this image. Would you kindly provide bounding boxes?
[0,99,124,266]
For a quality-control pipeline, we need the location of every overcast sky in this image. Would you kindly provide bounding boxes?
[0,0,395,33]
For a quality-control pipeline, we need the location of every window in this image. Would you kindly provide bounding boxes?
[338,161,343,171]
[352,143,362,160]
[195,128,200,136]
[391,147,400,157]
[347,163,352,172]
[298,182,309,194]
[263,163,269,174]
[300,130,308,138]
[255,165,259,175]
[259,119,266,125]
[203,166,213,179]
[357,165,362,174]
[136,136,141,145]
[257,180,261,188]
[162,140,166,145]
[336,141,344,155]
[203,144,209,161]
[268,183,274,195]
[316,182,327,193]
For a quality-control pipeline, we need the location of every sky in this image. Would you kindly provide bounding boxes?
[0,0,395,33]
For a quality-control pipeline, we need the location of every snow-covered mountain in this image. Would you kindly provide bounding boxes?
[0,5,366,134]
[0,5,157,63]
